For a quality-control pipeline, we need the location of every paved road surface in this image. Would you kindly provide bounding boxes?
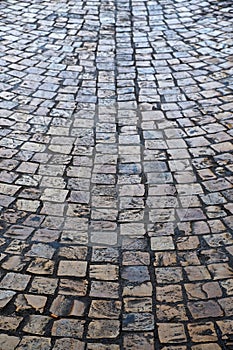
[0,0,233,348]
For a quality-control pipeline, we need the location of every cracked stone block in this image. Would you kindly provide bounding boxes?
[199,249,228,264]
[176,236,200,251]
[58,260,87,277]
[29,276,58,295]
[0,272,30,291]
[89,299,121,319]
[150,208,175,222]
[0,334,20,350]
[27,258,55,275]
[155,267,183,284]
[123,282,153,297]
[50,295,86,317]
[204,232,233,247]
[0,316,23,331]
[123,332,154,350]
[52,319,85,338]
[151,236,175,251]
[90,231,118,246]
[184,282,222,300]
[23,315,51,335]
[41,188,68,202]
[154,252,177,267]
[188,300,223,319]
[208,263,233,280]
[178,251,200,267]
[121,266,150,283]
[90,281,119,299]
[15,294,47,313]
[59,279,88,296]
[156,285,183,303]
[122,313,154,331]
[203,178,232,192]
[58,246,87,260]
[220,279,233,296]
[185,266,211,281]
[25,243,55,259]
[4,239,28,254]
[4,225,34,240]
[53,338,85,350]
[157,323,187,344]
[122,251,150,266]
[218,297,233,316]
[0,290,16,309]
[16,336,51,350]
[31,228,61,243]
[156,304,188,321]
[188,322,218,342]
[87,319,120,338]
[89,264,119,280]
[177,208,206,221]
[120,223,145,236]
[216,320,233,341]
[123,297,152,313]
[16,199,40,212]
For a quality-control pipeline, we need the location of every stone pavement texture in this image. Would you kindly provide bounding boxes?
[0,0,233,348]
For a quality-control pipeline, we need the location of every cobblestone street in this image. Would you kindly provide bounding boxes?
[0,0,233,348]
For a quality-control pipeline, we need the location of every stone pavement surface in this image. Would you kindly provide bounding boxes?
[0,0,233,348]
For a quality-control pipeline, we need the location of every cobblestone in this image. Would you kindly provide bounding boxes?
[0,0,233,348]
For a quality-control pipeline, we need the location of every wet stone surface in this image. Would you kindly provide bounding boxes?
[0,0,233,348]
